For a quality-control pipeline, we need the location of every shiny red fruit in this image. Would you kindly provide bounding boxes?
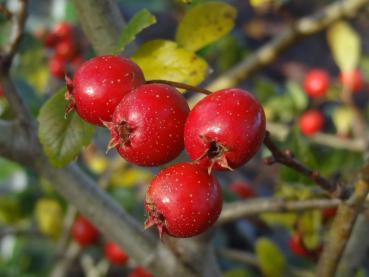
[66,55,144,126]
[289,233,310,257]
[106,83,190,166]
[128,267,153,277]
[184,88,266,171]
[71,216,99,246]
[299,110,324,136]
[55,38,76,61]
[229,181,256,199]
[339,69,363,92]
[145,162,223,238]
[104,241,129,265]
[48,55,66,79]
[303,69,330,98]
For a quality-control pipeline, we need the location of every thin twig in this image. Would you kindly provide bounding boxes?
[146,80,212,95]
[316,164,369,276]
[1,0,27,66]
[218,197,341,225]
[263,131,348,199]
[267,122,367,152]
[218,248,314,277]
[0,0,31,125]
[205,0,369,91]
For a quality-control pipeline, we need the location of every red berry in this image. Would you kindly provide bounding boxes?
[322,207,337,219]
[145,162,223,238]
[184,88,266,171]
[44,32,59,48]
[105,83,189,166]
[128,267,153,277]
[48,55,66,79]
[303,69,330,98]
[71,216,99,246]
[52,22,73,41]
[299,110,324,136]
[229,181,256,199]
[55,38,76,61]
[66,55,144,126]
[104,241,129,265]
[289,233,310,257]
[0,85,4,97]
[339,69,363,92]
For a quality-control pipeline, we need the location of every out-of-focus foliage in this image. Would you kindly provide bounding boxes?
[327,21,361,72]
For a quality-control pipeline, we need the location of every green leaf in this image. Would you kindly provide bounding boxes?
[255,238,286,277]
[224,268,253,277]
[0,158,21,181]
[37,90,95,167]
[286,81,308,112]
[327,21,361,72]
[176,2,236,51]
[115,9,156,54]
[132,39,208,87]
[260,212,298,229]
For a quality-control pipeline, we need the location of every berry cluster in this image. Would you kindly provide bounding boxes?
[71,216,152,276]
[299,68,365,136]
[42,22,84,79]
[65,55,266,238]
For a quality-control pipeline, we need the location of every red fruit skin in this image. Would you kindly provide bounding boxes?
[229,181,256,199]
[52,22,73,41]
[104,241,129,265]
[0,85,4,97]
[339,69,363,92]
[48,55,66,79]
[71,55,144,126]
[289,234,310,257]
[44,32,59,48]
[55,38,76,61]
[184,88,266,171]
[322,207,337,219]
[299,110,324,136]
[128,267,153,277]
[303,69,330,98]
[145,162,223,238]
[71,216,99,247]
[110,83,190,166]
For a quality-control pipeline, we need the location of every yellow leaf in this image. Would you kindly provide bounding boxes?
[256,238,286,277]
[111,168,152,188]
[132,39,208,87]
[35,198,63,239]
[249,0,274,7]
[176,2,236,52]
[332,106,355,136]
[327,21,361,72]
